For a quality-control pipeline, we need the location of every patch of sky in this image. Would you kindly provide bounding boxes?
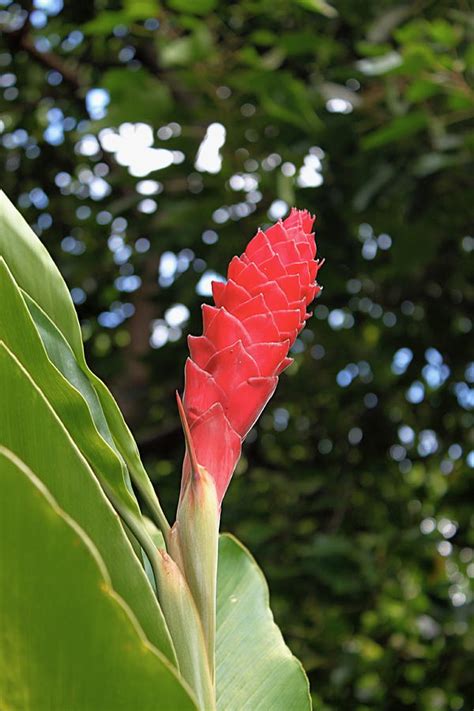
[297,149,324,188]
[453,382,474,410]
[406,380,425,404]
[290,339,305,355]
[89,176,111,201]
[336,362,360,388]
[55,171,71,188]
[362,239,377,260]
[348,427,363,444]
[150,320,169,349]
[196,270,225,297]
[261,153,282,171]
[0,73,16,92]
[62,30,83,51]
[273,407,289,432]
[135,237,150,253]
[195,123,226,174]
[114,275,141,292]
[47,71,62,86]
[268,199,288,220]
[202,230,218,245]
[229,173,259,192]
[44,120,64,146]
[76,205,91,220]
[33,0,63,15]
[113,245,132,265]
[70,287,86,305]
[159,251,178,287]
[164,304,190,328]
[136,180,162,196]
[61,236,85,255]
[398,425,415,446]
[417,429,438,457]
[137,198,157,214]
[86,88,110,120]
[328,308,354,330]
[448,444,462,460]
[391,347,413,375]
[326,98,353,114]
[108,235,123,252]
[99,123,181,178]
[29,187,48,209]
[465,362,474,383]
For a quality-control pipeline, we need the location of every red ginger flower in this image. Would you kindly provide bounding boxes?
[182,208,322,504]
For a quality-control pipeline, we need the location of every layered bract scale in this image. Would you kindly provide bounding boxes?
[183,209,322,503]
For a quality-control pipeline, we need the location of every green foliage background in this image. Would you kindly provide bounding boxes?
[1,0,473,708]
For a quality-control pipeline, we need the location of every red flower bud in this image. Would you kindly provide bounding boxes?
[182,208,322,504]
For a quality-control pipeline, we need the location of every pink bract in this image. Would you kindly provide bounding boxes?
[182,208,322,504]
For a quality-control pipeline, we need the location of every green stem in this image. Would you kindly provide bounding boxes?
[104,483,215,709]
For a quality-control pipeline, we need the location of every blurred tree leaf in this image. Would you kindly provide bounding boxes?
[362,111,428,149]
[167,0,218,14]
[101,69,172,125]
[160,23,214,67]
[294,0,338,18]
[82,0,160,35]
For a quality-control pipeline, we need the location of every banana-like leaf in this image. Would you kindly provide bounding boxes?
[0,339,175,663]
[23,291,118,448]
[0,446,197,711]
[0,190,84,360]
[25,287,170,535]
[0,258,167,579]
[89,366,171,535]
[0,257,142,528]
[216,534,312,711]
[0,257,161,587]
[0,191,168,534]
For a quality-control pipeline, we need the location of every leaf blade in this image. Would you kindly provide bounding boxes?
[0,189,84,360]
[216,534,312,711]
[0,327,175,663]
[0,258,144,531]
[0,192,169,537]
[0,446,197,711]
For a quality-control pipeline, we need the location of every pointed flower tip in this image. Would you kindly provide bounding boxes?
[181,207,323,503]
[176,390,201,479]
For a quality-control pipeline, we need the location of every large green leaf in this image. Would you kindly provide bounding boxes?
[24,283,170,534]
[0,258,150,542]
[0,446,197,711]
[91,367,171,535]
[24,292,118,448]
[216,534,312,710]
[0,190,84,361]
[0,192,168,535]
[0,338,175,662]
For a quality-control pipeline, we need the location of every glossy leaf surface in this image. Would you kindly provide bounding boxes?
[216,534,312,710]
[0,336,174,662]
[0,193,169,536]
[0,446,196,711]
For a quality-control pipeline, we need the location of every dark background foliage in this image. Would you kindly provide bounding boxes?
[1,0,473,708]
